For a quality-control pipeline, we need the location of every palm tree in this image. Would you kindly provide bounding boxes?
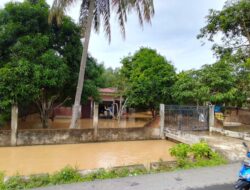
[50,0,155,128]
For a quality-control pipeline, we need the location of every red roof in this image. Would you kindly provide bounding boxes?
[99,88,118,94]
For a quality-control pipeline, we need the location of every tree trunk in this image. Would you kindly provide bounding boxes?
[151,108,156,118]
[36,93,57,129]
[41,109,49,128]
[70,0,95,129]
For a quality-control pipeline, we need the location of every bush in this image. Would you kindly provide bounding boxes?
[0,166,149,189]
[50,166,82,185]
[0,172,5,190]
[25,174,50,188]
[191,141,213,159]
[170,142,226,169]
[170,143,191,159]
[4,175,27,190]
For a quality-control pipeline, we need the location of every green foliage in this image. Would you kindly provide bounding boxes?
[102,67,120,88]
[81,57,105,104]
[197,0,250,107]
[0,0,78,124]
[25,175,50,189]
[120,47,176,115]
[197,0,250,55]
[50,166,82,185]
[4,175,27,190]
[0,172,5,190]
[198,57,237,104]
[172,70,204,105]
[170,142,227,169]
[191,142,213,159]
[0,166,148,190]
[173,54,246,106]
[170,144,191,159]
[0,0,105,125]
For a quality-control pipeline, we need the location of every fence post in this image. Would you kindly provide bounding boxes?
[93,102,99,140]
[11,104,18,146]
[209,105,215,132]
[160,104,165,139]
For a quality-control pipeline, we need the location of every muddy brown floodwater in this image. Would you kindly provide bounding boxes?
[0,140,176,176]
[1,112,152,129]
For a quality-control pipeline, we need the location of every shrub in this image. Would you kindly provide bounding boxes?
[25,174,50,188]
[170,142,226,169]
[191,141,212,159]
[170,143,191,159]
[0,172,5,190]
[4,175,27,190]
[50,166,82,185]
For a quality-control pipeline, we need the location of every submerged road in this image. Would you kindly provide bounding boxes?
[34,163,240,190]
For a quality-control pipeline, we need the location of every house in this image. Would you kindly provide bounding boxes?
[54,88,123,119]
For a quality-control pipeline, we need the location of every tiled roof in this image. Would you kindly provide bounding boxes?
[99,88,118,94]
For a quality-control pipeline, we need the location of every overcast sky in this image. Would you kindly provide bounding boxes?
[0,0,227,71]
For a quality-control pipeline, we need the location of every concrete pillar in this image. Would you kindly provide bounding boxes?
[160,104,165,139]
[209,105,215,132]
[11,104,18,146]
[93,102,99,140]
[90,100,93,118]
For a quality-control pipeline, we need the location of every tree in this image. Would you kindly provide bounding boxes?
[0,0,104,128]
[81,56,106,104]
[50,0,155,128]
[102,67,120,88]
[197,0,250,107]
[198,57,238,105]
[0,0,75,128]
[120,47,176,117]
[197,0,250,55]
[172,70,207,105]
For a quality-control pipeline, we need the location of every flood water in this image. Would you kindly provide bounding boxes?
[0,140,175,176]
[2,112,153,129]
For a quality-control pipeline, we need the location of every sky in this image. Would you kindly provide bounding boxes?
[0,0,227,71]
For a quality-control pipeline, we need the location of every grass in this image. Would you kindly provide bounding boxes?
[0,142,227,190]
[0,167,148,190]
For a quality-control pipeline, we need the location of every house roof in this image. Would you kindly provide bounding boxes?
[99,88,118,94]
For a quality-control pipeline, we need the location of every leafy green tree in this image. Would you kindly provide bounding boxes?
[0,0,104,128]
[198,57,238,105]
[227,52,250,106]
[198,0,250,107]
[197,0,250,55]
[50,0,155,128]
[102,67,120,88]
[172,70,208,105]
[82,57,105,104]
[120,47,176,117]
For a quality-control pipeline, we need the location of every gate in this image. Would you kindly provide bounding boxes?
[164,105,209,131]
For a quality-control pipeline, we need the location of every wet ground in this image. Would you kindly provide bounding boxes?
[0,140,175,176]
[190,131,248,161]
[188,184,234,190]
[224,125,250,133]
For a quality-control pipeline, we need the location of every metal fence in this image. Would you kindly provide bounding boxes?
[164,105,209,131]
